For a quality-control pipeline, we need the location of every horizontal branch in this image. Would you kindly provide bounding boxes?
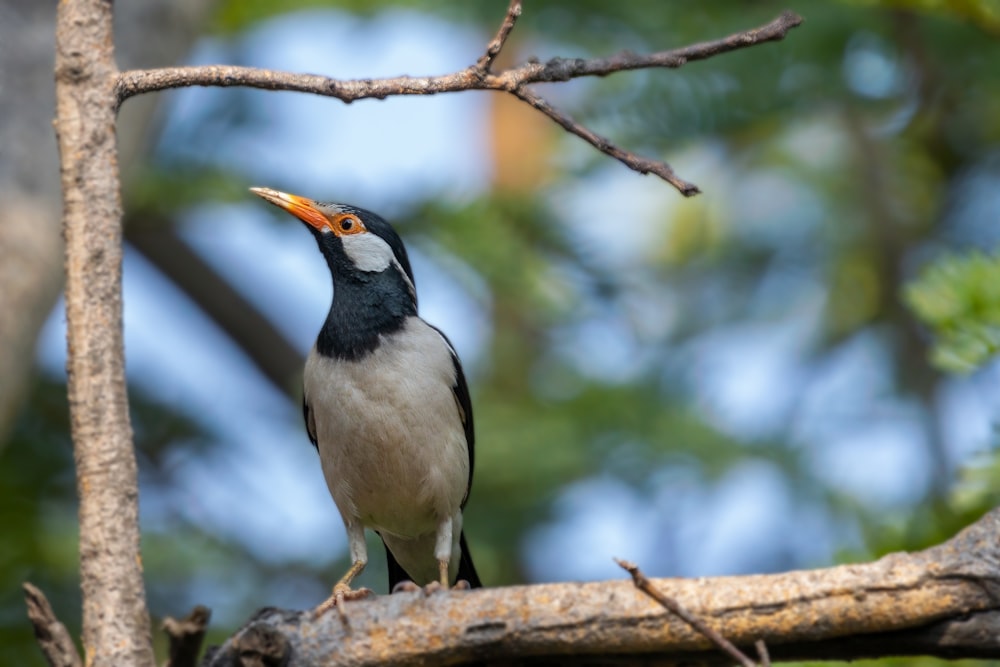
[114,8,803,196]
[203,507,1000,666]
[115,10,801,102]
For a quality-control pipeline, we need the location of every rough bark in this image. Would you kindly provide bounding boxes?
[202,509,1000,666]
[54,0,155,665]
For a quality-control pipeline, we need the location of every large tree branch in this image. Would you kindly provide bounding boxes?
[203,509,1000,666]
[54,0,155,665]
[114,6,803,197]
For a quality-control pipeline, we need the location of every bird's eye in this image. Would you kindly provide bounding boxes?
[332,214,363,235]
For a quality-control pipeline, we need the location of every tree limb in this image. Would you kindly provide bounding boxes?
[202,508,1000,666]
[23,583,82,667]
[54,0,155,665]
[114,7,803,196]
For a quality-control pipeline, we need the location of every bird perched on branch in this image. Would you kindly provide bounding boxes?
[250,187,481,614]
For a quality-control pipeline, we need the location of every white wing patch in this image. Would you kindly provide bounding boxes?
[342,233,394,272]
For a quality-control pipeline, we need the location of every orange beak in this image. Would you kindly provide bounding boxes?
[250,187,329,231]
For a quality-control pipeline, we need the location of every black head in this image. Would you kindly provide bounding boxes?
[251,186,417,358]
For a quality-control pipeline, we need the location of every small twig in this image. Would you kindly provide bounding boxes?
[755,638,772,667]
[476,0,522,74]
[616,559,757,667]
[512,86,700,195]
[23,583,82,667]
[162,605,211,667]
[114,10,803,196]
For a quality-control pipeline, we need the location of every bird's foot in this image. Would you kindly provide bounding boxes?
[391,580,421,594]
[425,579,472,594]
[313,583,374,619]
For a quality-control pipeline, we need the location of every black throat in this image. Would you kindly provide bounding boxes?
[315,264,417,361]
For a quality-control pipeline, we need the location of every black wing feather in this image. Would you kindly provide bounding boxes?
[427,324,474,506]
[382,535,412,590]
[302,394,318,450]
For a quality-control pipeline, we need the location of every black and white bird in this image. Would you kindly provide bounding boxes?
[250,187,481,613]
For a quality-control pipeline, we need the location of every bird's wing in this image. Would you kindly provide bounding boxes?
[302,393,318,450]
[427,324,474,507]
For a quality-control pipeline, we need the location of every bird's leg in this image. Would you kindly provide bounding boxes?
[314,523,373,618]
[432,516,454,590]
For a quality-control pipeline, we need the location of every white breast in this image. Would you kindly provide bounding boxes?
[303,317,469,540]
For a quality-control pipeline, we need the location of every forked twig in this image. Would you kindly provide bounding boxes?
[476,0,523,73]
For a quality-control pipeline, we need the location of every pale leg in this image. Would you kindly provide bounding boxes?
[314,522,372,618]
[434,516,453,588]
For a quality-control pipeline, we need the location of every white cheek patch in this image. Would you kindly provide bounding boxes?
[342,233,394,272]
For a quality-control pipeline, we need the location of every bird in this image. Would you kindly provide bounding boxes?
[250,186,481,614]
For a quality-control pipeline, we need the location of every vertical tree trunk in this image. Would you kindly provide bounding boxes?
[54,0,154,664]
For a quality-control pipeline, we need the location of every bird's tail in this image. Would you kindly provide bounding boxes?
[381,530,483,590]
[457,530,482,588]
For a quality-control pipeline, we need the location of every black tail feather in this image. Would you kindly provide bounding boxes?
[382,530,482,590]
[384,537,411,591]
[456,531,481,588]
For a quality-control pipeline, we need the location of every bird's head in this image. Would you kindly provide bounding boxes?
[250,186,416,296]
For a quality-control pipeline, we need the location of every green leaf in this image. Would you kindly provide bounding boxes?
[905,251,1000,374]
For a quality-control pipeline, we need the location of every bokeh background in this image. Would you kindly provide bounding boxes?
[2,0,1000,664]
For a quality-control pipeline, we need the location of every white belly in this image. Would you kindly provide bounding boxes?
[303,317,469,540]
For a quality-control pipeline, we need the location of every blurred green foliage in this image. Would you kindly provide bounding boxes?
[906,252,1000,373]
[4,1,1000,665]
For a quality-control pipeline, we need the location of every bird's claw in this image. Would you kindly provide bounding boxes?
[391,580,421,594]
[313,584,374,619]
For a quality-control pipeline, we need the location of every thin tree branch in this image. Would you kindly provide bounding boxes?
[162,605,211,667]
[755,639,772,667]
[511,86,700,195]
[114,10,803,196]
[23,583,82,667]
[475,0,522,74]
[616,558,757,667]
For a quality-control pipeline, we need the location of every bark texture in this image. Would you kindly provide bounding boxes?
[54,0,155,665]
[202,508,1000,666]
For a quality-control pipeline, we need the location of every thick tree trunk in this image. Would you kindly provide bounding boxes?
[54,0,154,665]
